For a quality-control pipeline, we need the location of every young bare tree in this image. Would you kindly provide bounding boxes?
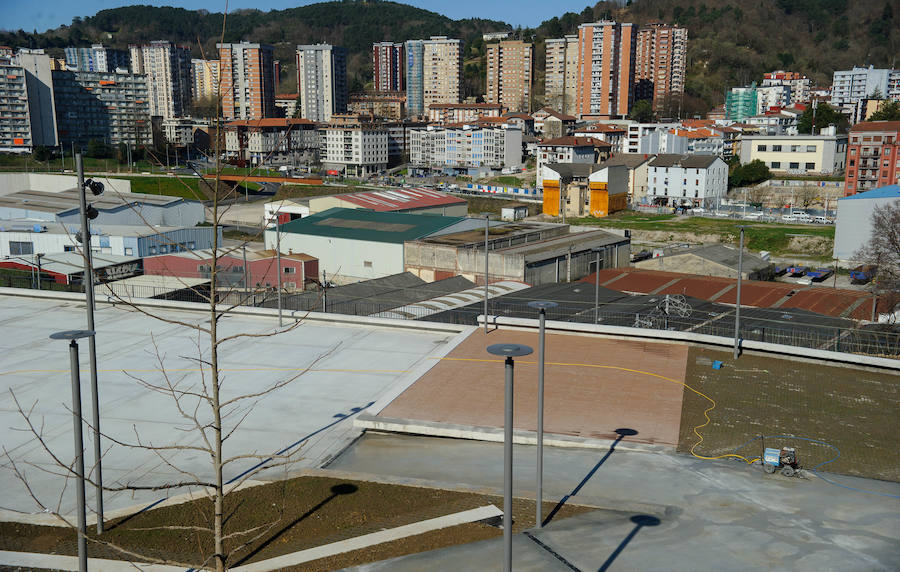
[853,199,900,322]
[797,185,819,210]
[3,7,330,571]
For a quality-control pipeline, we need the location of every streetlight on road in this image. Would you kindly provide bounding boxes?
[526,301,557,529]
[486,342,533,572]
[49,329,95,572]
[591,247,604,323]
[734,226,746,359]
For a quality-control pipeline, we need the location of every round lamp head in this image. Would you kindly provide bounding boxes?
[527,301,558,310]
[487,343,533,357]
[50,329,95,340]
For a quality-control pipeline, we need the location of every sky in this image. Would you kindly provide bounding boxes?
[1,0,598,34]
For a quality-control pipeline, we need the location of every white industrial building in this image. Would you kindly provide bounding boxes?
[266,207,466,284]
[409,125,522,173]
[646,154,728,208]
[833,184,900,261]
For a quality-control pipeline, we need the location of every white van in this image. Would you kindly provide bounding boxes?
[781,214,797,222]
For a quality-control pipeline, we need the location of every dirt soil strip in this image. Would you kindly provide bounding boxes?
[680,347,900,482]
[379,329,690,446]
[235,505,501,572]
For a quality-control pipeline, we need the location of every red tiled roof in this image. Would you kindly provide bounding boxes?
[850,121,900,133]
[335,187,466,211]
[538,136,603,148]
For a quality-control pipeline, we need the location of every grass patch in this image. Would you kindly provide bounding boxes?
[223,229,264,243]
[679,347,900,482]
[485,176,528,188]
[112,176,206,200]
[0,475,592,569]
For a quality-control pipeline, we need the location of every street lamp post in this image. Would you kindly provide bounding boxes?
[487,343,533,572]
[76,154,105,533]
[35,253,44,290]
[482,213,491,334]
[50,329,95,572]
[592,248,603,323]
[275,217,283,328]
[734,227,745,359]
[526,301,557,529]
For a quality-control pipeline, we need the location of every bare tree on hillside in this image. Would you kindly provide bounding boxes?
[2,7,332,571]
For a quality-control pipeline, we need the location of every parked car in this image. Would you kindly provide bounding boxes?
[813,216,833,224]
[690,207,706,214]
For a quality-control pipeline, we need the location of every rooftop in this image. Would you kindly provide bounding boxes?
[0,188,193,214]
[839,184,900,200]
[849,120,900,133]
[277,207,465,244]
[649,154,722,168]
[538,136,604,148]
[329,188,466,212]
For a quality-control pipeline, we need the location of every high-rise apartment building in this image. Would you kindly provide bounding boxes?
[576,21,636,118]
[634,23,686,111]
[725,86,758,122]
[832,66,900,119]
[296,44,348,122]
[485,40,532,113]
[14,50,58,150]
[129,41,192,119]
[407,36,461,115]
[844,121,900,195]
[64,44,130,73]
[0,54,33,152]
[192,59,220,101]
[218,42,276,120]
[52,69,152,147]
[544,35,579,115]
[405,39,424,117]
[373,42,404,92]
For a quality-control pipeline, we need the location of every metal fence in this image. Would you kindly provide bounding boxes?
[3,276,897,358]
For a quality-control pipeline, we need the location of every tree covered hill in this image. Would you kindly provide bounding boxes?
[1,0,896,111]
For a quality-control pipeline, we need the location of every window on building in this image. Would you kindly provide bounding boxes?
[9,241,33,255]
[849,159,855,166]
[772,145,782,152]
[284,267,295,274]
[806,145,816,152]
[124,247,133,256]
[64,245,75,252]
[805,162,815,170]
[789,162,799,169]
[757,144,767,152]
[771,162,781,168]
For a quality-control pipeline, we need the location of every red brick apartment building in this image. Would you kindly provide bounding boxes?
[844,121,900,196]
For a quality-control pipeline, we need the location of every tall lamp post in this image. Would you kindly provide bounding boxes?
[76,154,105,533]
[481,213,492,334]
[592,247,604,323]
[50,329,95,572]
[486,342,533,572]
[733,226,745,359]
[526,301,557,529]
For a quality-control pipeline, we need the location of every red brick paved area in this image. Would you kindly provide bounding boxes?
[379,330,689,447]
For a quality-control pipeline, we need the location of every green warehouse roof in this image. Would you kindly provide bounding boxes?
[278,207,466,244]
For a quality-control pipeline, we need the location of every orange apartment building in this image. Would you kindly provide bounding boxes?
[634,23,687,111]
[844,121,900,196]
[485,40,533,113]
[218,42,276,120]
[576,21,636,119]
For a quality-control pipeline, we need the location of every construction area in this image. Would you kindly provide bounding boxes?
[0,289,897,571]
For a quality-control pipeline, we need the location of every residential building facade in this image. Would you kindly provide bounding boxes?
[1,50,58,152]
[544,35,579,115]
[576,21,636,118]
[738,133,847,175]
[348,92,406,120]
[427,102,504,124]
[191,58,220,101]
[762,70,810,105]
[831,66,900,118]
[725,86,758,121]
[373,42,404,92]
[64,44,130,73]
[322,117,389,177]
[129,41,192,119]
[218,42,276,120]
[225,118,319,165]
[409,125,523,171]
[634,23,687,111]
[404,39,425,117]
[296,44,348,122]
[485,40,533,113]
[52,69,152,147]
[646,154,728,207]
[422,36,461,114]
[536,136,601,188]
[844,121,900,196]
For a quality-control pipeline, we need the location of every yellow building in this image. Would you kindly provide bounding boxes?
[541,163,628,218]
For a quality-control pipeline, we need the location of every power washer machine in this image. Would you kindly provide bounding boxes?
[763,446,801,477]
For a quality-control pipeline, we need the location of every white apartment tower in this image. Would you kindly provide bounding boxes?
[296,44,348,122]
[130,41,192,119]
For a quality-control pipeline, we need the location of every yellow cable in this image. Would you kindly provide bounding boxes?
[439,357,760,465]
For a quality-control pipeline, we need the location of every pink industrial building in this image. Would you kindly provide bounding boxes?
[143,249,318,290]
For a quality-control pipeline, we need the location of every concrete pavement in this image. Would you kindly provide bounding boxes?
[332,433,900,571]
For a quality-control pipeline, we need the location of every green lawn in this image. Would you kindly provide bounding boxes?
[570,211,835,255]
[0,154,160,173]
[113,176,260,201]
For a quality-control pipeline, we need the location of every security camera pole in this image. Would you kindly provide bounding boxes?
[76,153,105,533]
